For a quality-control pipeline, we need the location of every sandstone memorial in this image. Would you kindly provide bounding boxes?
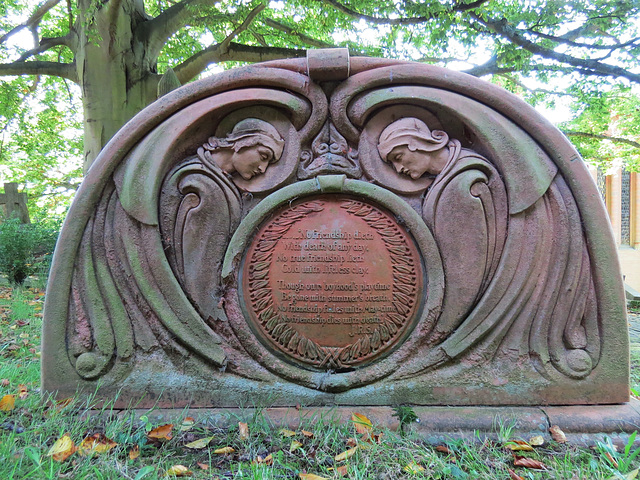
[43,50,633,427]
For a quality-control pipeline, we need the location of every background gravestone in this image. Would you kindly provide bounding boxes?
[0,183,30,224]
[42,50,628,410]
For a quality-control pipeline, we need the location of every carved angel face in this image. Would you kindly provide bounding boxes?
[387,145,442,179]
[231,144,275,180]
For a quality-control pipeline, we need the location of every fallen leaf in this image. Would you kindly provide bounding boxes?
[184,436,214,449]
[604,451,619,469]
[346,437,357,448]
[505,440,534,452]
[165,464,192,476]
[196,462,209,470]
[54,397,73,411]
[148,424,173,441]
[290,440,303,453]
[253,453,274,465]
[436,445,452,455]
[301,430,314,438]
[528,435,544,446]
[0,379,8,386]
[213,446,235,454]
[78,433,118,455]
[129,445,140,460]
[513,455,547,470]
[47,434,77,462]
[508,468,525,480]
[238,422,249,440]
[299,474,328,480]
[334,446,358,462]
[0,394,15,412]
[403,461,425,473]
[336,465,348,477]
[179,417,195,432]
[549,425,566,443]
[280,428,296,437]
[351,413,372,434]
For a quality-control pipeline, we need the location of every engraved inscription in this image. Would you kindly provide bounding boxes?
[242,195,424,369]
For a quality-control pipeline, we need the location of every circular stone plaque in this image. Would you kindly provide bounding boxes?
[241,195,424,370]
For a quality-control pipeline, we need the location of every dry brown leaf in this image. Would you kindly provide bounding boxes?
[213,446,235,454]
[238,422,249,440]
[184,436,214,449]
[549,425,566,443]
[508,468,525,480]
[0,394,15,412]
[78,433,118,455]
[334,446,358,462]
[290,440,303,452]
[0,379,8,387]
[436,445,452,455]
[604,451,619,469]
[47,434,77,462]
[513,455,547,470]
[54,397,73,411]
[351,413,372,434]
[505,440,534,452]
[299,474,328,480]
[263,453,273,465]
[346,437,357,448]
[301,430,314,438]
[196,462,209,470]
[179,417,195,432]
[165,464,192,476]
[148,424,174,441]
[403,461,425,473]
[336,465,348,477]
[528,435,544,446]
[129,445,140,460]
[17,384,27,400]
[280,428,296,437]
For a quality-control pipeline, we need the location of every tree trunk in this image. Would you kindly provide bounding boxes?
[76,0,159,172]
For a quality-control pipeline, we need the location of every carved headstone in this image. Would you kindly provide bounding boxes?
[43,50,628,408]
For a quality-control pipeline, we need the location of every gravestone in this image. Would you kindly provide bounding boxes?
[43,50,630,416]
[0,183,30,223]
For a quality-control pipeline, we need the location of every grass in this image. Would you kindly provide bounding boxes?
[1,284,639,479]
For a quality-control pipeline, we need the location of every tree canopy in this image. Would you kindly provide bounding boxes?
[1,0,640,215]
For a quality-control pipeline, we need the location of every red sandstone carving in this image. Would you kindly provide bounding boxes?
[41,50,628,407]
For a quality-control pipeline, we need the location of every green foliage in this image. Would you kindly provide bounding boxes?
[0,216,59,285]
[562,86,640,171]
[1,0,640,216]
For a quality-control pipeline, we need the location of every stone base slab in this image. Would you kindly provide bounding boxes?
[110,399,640,447]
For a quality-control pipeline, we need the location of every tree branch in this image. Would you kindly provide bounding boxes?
[262,18,334,48]
[173,42,305,84]
[526,28,640,51]
[0,61,77,83]
[218,3,266,54]
[311,0,490,25]
[563,130,640,149]
[471,13,640,83]
[0,0,63,45]
[17,33,76,61]
[138,0,225,61]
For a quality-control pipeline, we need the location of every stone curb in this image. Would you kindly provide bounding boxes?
[108,400,640,447]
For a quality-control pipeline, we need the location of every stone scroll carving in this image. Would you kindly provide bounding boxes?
[42,52,628,408]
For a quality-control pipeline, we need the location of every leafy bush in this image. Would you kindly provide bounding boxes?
[0,216,59,285]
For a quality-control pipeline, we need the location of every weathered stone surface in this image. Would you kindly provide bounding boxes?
[42,50,629,409]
